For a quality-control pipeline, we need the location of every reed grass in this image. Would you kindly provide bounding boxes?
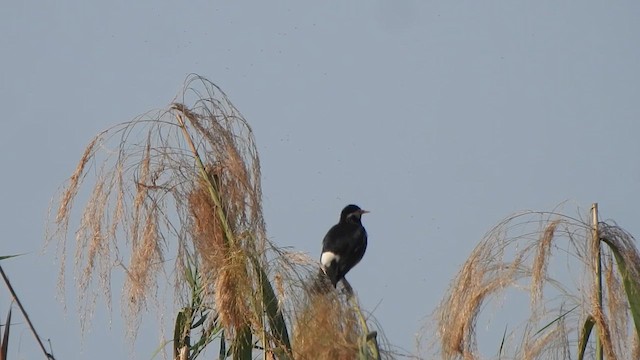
[47,74,387,359]
[428,206,640,360]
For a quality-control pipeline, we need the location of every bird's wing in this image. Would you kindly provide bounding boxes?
[340,228,367,274]
[321,224,355,254]
[322,224,367,279]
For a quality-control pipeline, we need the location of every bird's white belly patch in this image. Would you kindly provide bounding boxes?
[321,251,340,269]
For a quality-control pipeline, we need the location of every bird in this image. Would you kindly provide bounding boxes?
[319,204,369,291]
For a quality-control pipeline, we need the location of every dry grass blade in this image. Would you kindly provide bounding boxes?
[292,293,360,360]
[289,274,392,360]
[55,133,104,228]
[531,220,559,312]
[435,215,528,360]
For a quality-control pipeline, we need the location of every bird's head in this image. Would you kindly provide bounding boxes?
[340,204,369,223]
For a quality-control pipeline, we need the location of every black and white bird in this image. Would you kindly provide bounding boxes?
[319,204,369,290]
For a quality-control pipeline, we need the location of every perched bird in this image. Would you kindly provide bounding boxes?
[319,204,369,290]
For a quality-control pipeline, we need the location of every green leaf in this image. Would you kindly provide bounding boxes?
[366,331,381,360]
[577,315,595,360]
[149,339,173,360]
[218,331,226,360]
[534,305,579,336]
[191,312,208,329]
[173,308,191,359]
[498,325,507,359]
[1,308,11,360]
[231,325,252,360]
[601,237,640,338]
[189,317,223,360]
[249,255,291,357]
[0,254,23,262]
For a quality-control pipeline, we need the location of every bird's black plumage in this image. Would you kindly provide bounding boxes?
[320,204,369,289]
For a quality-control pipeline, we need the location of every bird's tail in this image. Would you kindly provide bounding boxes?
[308,269,355,299]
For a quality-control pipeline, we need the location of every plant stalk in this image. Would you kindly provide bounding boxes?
[591,203,603,360]
[174,112,235,246]
[0,265,54,360]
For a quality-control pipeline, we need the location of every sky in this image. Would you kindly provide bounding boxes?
[1,1,640,359]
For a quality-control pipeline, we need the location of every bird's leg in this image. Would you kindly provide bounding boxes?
[322,264,340,288]
[340,278,354,298]
[310,267,333,294]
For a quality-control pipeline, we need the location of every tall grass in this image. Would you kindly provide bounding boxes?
[47,74,386,359]
[428,206,640,360]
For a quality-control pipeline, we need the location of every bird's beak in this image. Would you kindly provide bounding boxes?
[360,209,370,215]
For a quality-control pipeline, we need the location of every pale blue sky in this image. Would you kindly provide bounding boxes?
[2,2,640,359]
